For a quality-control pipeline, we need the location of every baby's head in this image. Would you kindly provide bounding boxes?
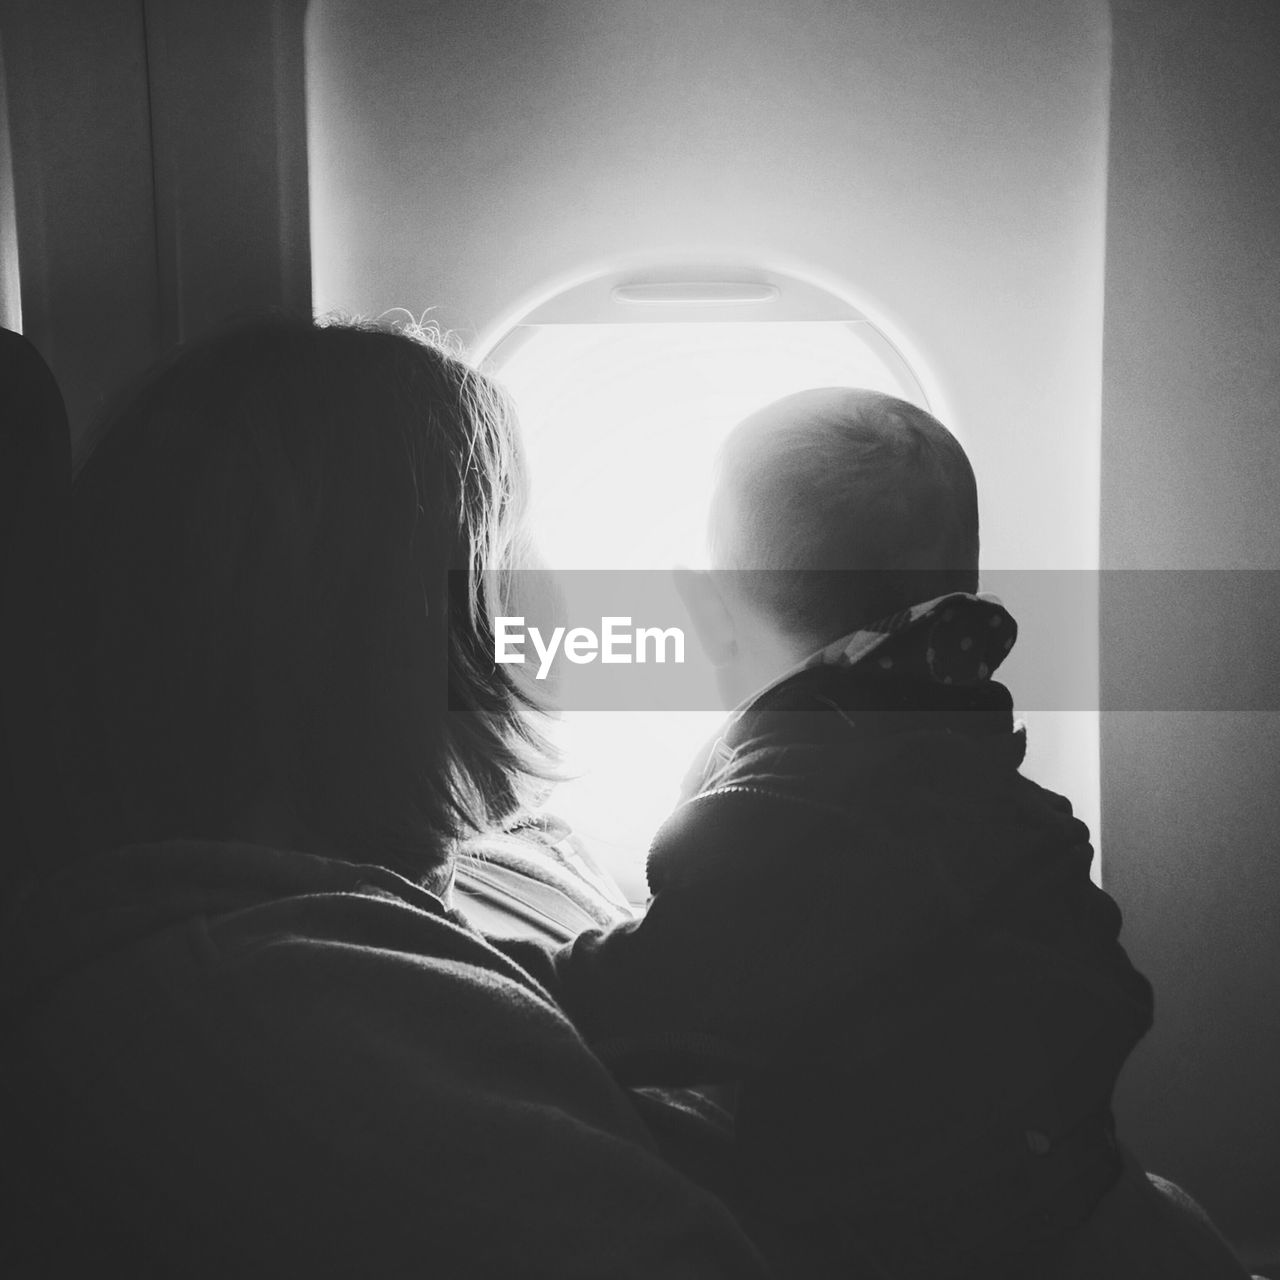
[690,388,979,704]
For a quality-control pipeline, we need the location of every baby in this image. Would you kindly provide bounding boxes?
[539,389,1155,1278]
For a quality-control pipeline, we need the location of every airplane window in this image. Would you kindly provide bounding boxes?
[490,316,932,901]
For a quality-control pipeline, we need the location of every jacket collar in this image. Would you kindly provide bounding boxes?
[684,593,1023,802]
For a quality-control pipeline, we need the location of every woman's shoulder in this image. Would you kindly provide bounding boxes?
[6,838,625,1120]
[5,839,543,1006]
[3,840,767,1277]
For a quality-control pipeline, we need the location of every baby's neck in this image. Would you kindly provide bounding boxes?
[723,629,818,708]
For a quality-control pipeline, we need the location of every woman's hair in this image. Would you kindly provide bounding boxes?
[70,315,553,888]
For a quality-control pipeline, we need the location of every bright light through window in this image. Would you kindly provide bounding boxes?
[493,320,925,902]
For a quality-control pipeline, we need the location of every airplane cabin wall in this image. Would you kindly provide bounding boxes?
[1,1,160,439]
[1101,0,1280,1266]
[0,0,309,441]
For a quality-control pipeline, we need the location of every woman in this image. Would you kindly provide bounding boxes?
[1,318,766,1276]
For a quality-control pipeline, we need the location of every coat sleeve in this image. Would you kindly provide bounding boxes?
[507,752,1102,1085]
[507,794,881,1081]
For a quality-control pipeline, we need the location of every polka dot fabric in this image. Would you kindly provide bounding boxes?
[814,592,1018,688]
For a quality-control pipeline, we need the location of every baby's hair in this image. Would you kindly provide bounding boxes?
[713,387,979,646]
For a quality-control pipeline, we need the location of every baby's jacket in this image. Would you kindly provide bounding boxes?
[531,593,1155,1277]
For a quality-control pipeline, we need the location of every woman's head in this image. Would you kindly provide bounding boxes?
[72,316,550,888]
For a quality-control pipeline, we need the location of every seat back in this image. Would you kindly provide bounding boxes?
[0,327,75,912]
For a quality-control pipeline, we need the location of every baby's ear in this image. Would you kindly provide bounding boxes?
[672,568,737,666]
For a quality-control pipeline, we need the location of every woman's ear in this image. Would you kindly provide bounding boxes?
[673,568,738,666]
